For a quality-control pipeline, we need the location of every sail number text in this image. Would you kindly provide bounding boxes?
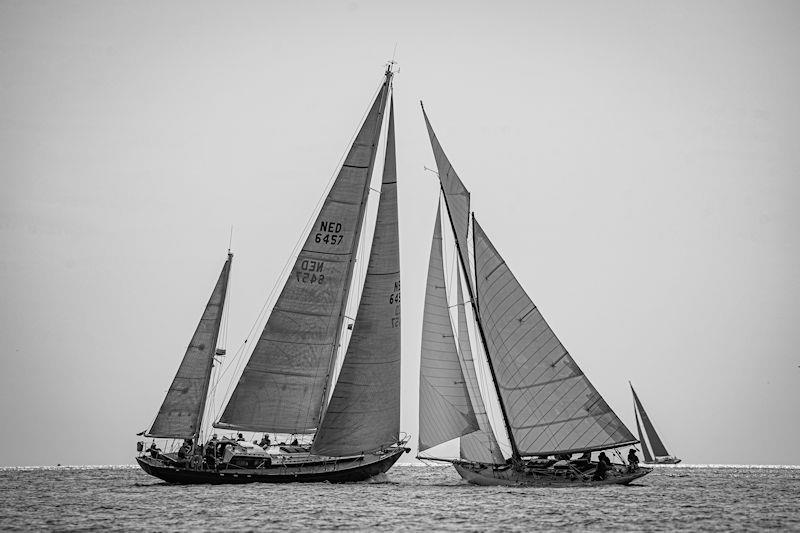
[315,221,344,246]
[390,280,400,328]
[296,259,325,284]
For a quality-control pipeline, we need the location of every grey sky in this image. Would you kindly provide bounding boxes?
[1,0,798,467]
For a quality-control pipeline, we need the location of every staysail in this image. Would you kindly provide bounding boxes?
[147,253,232,439]
[630,383,669,458]
[455,275,505,464]
[421,104,472,281]
[633,395,654,462]
[311,98,401,456]
[217,74,392,433]
[472,218,637,456]
[418,206,479,452]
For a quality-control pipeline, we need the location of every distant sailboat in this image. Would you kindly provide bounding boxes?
[630,382,681,464]
[416,103,651,486]
[136,66,409,484]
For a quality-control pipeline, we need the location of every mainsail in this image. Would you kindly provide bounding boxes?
[633,399,654,462]
[147,253,232,439]
[472,219,637,456]
[311,98,401,456]
[217,73,392,433]
[455,276,505,464]
[630,383,670,458]
[421,104,472,281]
[418,206,478,452]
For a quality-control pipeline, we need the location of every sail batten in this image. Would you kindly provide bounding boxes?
[217,74,392,434]
[472,218,636,456]
[418,206,479,452]
[147,253,232,439]
[311,96,401,457]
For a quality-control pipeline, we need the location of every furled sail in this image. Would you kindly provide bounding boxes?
[311,98,401,457]
[217,75,392,433]
[421,104,472,281]
[633,397,654,462]
[418,206,479,452]
[147,253,232,439]
[472,218,637,456]
[630,383,669,457]
[455,276,505,464]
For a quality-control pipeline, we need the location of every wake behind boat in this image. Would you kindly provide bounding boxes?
[631,382,682,464]
[136,66,409,484]
[416,103,651,487]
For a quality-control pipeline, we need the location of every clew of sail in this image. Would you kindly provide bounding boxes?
[217,75,392,434]
[630,383,670,458]
[147,253,232,439]
[418,206,479,452]
[311,97,401,457]
[472,218,637,456]
[455,275,506,464]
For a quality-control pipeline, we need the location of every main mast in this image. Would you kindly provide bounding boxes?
[316,66,394,431]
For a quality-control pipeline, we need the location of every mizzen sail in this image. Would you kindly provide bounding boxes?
[418,206,479,452]
[472,218,636,456]
[311,98,401,456]
[217,75,392,433]
[147,253,232,439]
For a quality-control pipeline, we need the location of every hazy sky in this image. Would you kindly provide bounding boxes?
[1,1,798,467]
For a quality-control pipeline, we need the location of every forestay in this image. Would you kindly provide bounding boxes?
[418,206,478,452]
[455,276,506,464]
[421,105,472,281]
[217,77,392,433]
[311,99,401,456]
[472,219,636,456]
[148,254,232,439]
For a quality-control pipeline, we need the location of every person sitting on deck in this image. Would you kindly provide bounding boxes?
[259,434,271,448]
[237,433,245,442]
[598,451,612,467]
[177,439,192,460]
[291,438,299,446]
[628,448,640,470]
[592,458,608,480]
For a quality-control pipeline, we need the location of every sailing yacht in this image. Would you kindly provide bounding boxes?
[631,382,681,464]
[136,66,409,484]
[416,103,652,486]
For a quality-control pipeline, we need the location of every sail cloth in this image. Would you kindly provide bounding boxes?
[311,98,401,457]
[633,397,654,462]
[455,276,506,464]
[218,75,392,434]
[421,104,472,282]
[472,218,637,456]
[631,383,670,457]
[418,206,479,452]
[148,254,232,439]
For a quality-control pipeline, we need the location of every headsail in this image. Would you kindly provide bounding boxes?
[217,73,392,434]
[421,104,472,281]
[418,206,479,452]
[630,383,670,458]
[147,253,232,439]
[311,98,401,456]
[455,275,505,464]
[472,218,637,456]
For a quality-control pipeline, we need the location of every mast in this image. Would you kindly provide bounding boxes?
[420,101,519,460]
[317,67,394,430]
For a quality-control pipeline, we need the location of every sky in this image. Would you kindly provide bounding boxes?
[1,0,798,467]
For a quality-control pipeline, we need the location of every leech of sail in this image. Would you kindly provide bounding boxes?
[216,72,392,434]
[147,252,233,439]
[312,96,401,457]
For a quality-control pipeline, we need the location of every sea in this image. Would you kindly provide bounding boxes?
[0,464,798,531]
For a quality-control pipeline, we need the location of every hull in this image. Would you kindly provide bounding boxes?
[453,462,652,487]
[136,447,407,484]
[645,457,682,465]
